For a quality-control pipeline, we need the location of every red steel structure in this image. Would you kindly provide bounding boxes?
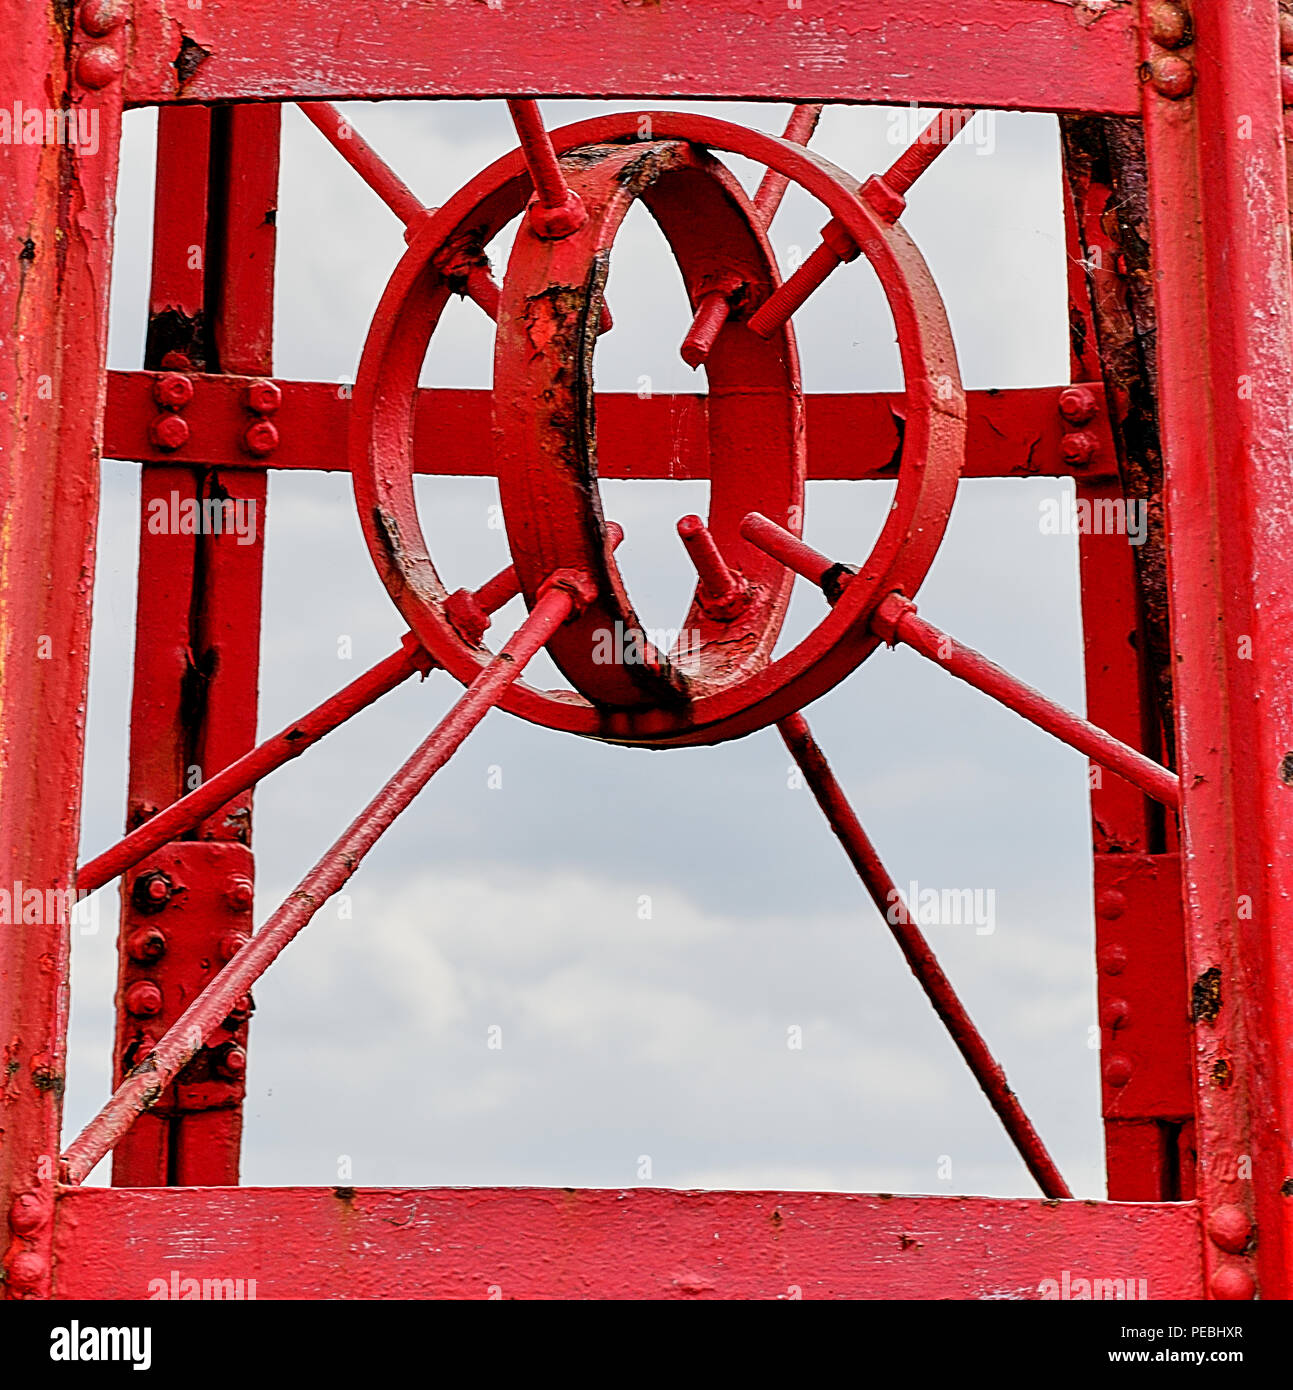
[1,0,1291,1300]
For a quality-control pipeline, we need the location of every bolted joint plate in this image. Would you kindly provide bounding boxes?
[115,841,256,1118]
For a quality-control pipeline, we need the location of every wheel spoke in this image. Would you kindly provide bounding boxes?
[779,712,1070,1199]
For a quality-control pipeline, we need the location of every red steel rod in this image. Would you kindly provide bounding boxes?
[743,513,1180,808]
[299,101,503,319]
[748,108,977,341]
[507,98,587,237]
[873,593,1181,810]
[681,104,823,368]
[778,712,1071,1199]
[62,586,575,1186]
[77,559,534,894]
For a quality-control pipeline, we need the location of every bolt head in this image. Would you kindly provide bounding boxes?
[152,372,194,408]
[245,380,282,415]
[126,927,167,963]
[1210,1266,1256,1301]
[224,876,254,912]
[1060,430,1098,468]
[1148,55,1195,99]
[79,0,127,36]
[9,1192,48,1235]
[149,413,190,452]
[75,44,122,89]
[143,875,171,903]
[1147,1,1189,49]
[125,981,163,1018]
[1208,1204,1252,1254]
[1058,386,1097,426]
[219,1046,248,1079]
[218,931,250,963]
[243,420,279,456]
[526,190,588,239]
[1103,1054,1134,1088]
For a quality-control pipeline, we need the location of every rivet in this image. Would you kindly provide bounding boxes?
[1096,889,1127,921]
[126,927,167,963]
[9,1193,48,1235]
[218,931,250,962]
[1147,1,1190,50]
[6,1248,46,1292]
[223,876,254,912]
[1103,1054,1134,1087]
[79,0,128,37]
[125,981,163,1018]
[1207,1204,1252,1253]
[75,45,123,90]
[243,420,279,457]
[1099,945,1128,976]
[1209,1265,1256,1301]
[149,413,190,452]
[152,372,194,409]
[1148,55,1195,99]
[1101,997,1130,1028]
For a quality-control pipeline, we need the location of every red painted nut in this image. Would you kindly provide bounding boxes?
[219,1046,248,1079]
[75,45,123,90]
[153,372,194,409]
[1060,431,1098,468]
[224,876,255,912]
[149,413,190,452]
[1147,55,1195,99]
[125,981,163,1017]
[1058,386,1097,426]
[126,927,167,963]
[79,0,128,36]
[141,873,172,904]
[243,420,279,456]
[245,379,282,415]
[526,190,588,239]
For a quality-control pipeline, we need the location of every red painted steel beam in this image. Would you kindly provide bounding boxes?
[1139,0,1293,1301]
[61,586,578,1186]
[779,715,1070,1199]
[103,374,1118,481]
[0,5,125,1300]
[50,1187,1204,1300]
[123,1,1141,114]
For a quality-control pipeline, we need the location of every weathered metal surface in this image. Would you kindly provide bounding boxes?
[51,1187,1204,1300]
[121,0,1142,113]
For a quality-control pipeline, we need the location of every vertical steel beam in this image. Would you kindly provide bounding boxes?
[0,5,124,1297]
[1141,0,1293,1299]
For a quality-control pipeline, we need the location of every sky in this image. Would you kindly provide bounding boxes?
[65,97,1106,1199]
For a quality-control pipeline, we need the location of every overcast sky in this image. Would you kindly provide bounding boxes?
[67,98,1105,1199]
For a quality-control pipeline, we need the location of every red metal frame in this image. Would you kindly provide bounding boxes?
[3,0,1291,1300]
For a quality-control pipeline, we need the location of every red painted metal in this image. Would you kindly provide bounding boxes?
[779,714,1071,1199]
[3,0,1291,1306]
[51,1187,1203,1300]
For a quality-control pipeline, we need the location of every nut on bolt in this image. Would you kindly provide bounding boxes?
[149,413,190,452]
[1060,431,1098,469]
[243,419,279,457]
[153,372,194,409]
[1058,386,1097,426]
[218,1046,248,1079]
[224,876,255,912]
[125,981,163,1017]
[218,931,251,962]
[126,926,167,963]
[245,379,282,415]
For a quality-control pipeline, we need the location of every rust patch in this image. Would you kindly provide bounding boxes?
[333,1186,356,1202]
[174,35,211,92]
[1190,966,1222,1024]
[1279,752,1293,786]
[1211,1058,1233,1087]
[1281,1177,1293,1197]
[898,1233,922,1251]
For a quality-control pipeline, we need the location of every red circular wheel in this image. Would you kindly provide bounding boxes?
[349,111,965,747]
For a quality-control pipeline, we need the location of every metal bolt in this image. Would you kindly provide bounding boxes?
[126,927,167,963]
[223,876,254,912]
[152,372,194,409]
[1147,55,1195,99]
[243,420,279,457]
[133,871,174,912]
[1096,888,1127,920]
[149,413,190,452]
[1103,1054,1134,1087]
[244,380,282,415]
[1060,431,1098,469]
[1207,1204,1252,1254]
[79,0,127,36]
[219,1046,248,1079]
[9,1192,48,1235]
[1146,1,1190,50]
[218,931,250,963]
[1058,386,1097,426]
[125,981,163,1017]
[75,44,123,89]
